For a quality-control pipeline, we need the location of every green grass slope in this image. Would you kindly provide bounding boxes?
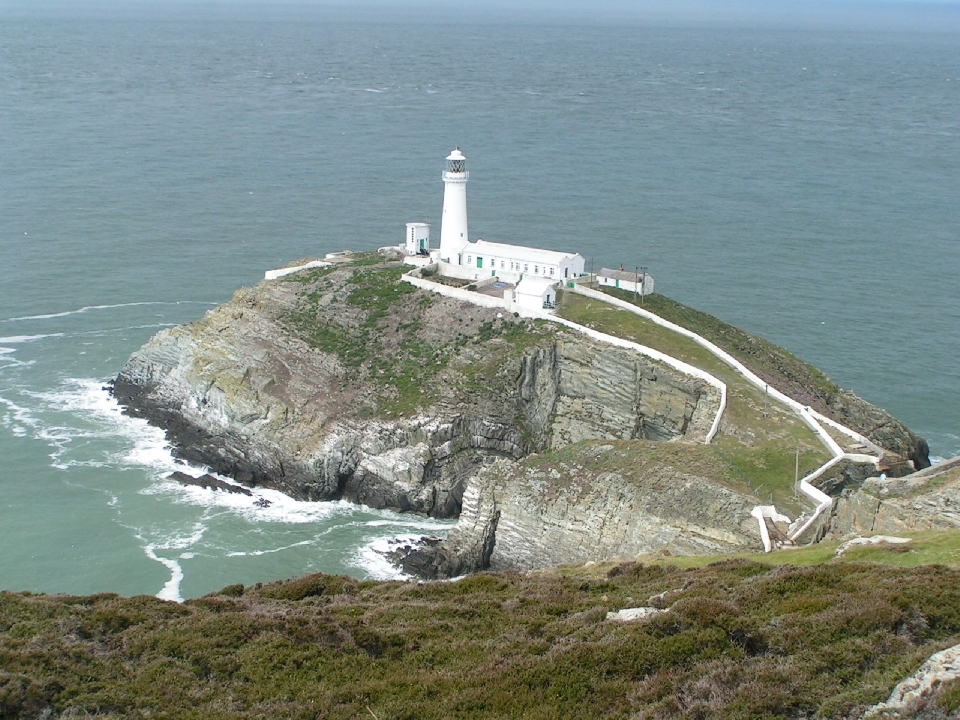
[557,291,832,514]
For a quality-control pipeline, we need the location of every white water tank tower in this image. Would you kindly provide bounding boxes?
[405,222,430,255]
[439,147,469,263]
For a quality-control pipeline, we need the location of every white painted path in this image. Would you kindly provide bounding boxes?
[404,272,880,551]
[568,285,881,548]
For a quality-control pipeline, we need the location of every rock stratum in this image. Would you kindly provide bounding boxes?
[112,258,932,576]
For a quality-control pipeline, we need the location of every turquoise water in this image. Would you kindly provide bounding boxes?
[2,6,958,599]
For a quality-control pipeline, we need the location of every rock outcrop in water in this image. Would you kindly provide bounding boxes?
[113,258,931,576]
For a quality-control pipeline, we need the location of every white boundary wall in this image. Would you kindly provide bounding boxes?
[403,272,883,552]
[404,273,727,443]
[568,285,881,549]
[264,260,331,280]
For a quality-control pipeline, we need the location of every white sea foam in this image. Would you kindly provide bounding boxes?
[225,536,322,558]
[12,377,453,587]
[0,394,45,435]
[353,533,442,581]
[150,477,358,525]
[144,545,185,602]
[138,523,207,603]
[5,301,215,323]
[22,378,178,472]
[0,333,65,343]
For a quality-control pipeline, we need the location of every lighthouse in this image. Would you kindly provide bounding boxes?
[439,148,469,263]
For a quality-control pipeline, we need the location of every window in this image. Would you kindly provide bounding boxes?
[524,264,529,273]
[467,256,472,264]
[500,260,505,269]
[549,267,555,276]
[534,266,539,274]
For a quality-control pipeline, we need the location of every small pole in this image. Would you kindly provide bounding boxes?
[795,448,800,490]
[635,266,639,301]
[763,384,768,417]
[640,266,648,304]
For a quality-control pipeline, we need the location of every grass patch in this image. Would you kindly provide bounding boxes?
[280,264,442,414]
[628,529,960,571]
[519,438,824,516]
[277,263,554,418]
[557,292,831,512]
[595,287,840,403]
[557,292,822,439]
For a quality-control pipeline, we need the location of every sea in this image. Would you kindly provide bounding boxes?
[2,2,958,601]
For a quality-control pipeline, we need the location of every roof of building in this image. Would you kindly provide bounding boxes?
[599,267,647,282]
[466,239,582,266]
[515,276,557,296]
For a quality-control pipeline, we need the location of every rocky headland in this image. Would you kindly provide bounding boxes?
[112,256,934,577]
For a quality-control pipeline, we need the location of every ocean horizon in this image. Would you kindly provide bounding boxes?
[1,2,957,599]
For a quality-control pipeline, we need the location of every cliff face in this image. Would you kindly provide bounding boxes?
[113,262,718,524]
[400,443,760,578]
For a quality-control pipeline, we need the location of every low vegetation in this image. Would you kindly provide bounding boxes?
[557,292,832,513]
[594,287,841,408]
[5,543,960,719]
[278,259,557,417]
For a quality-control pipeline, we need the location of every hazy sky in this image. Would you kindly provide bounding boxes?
[2,0,959,30]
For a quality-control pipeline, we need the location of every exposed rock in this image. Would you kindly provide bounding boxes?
[834,535,910,557]
[606,607,664,622]
[863,641,960,718]
[112,261,933,577]
[169,471,253,496]
[404,449,761,577]
[827,458,960,538]
[823,390,931,472]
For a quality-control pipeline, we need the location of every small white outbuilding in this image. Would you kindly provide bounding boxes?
[405,222,431,255]
[514,276,557,312]
[597,267,655,296]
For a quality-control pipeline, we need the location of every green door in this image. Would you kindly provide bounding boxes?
[615,279,620,288]
[477,257,483,269]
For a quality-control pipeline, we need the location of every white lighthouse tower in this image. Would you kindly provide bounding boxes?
[439,148,469,263]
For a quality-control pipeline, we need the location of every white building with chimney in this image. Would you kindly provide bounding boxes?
[405,148,585,286]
